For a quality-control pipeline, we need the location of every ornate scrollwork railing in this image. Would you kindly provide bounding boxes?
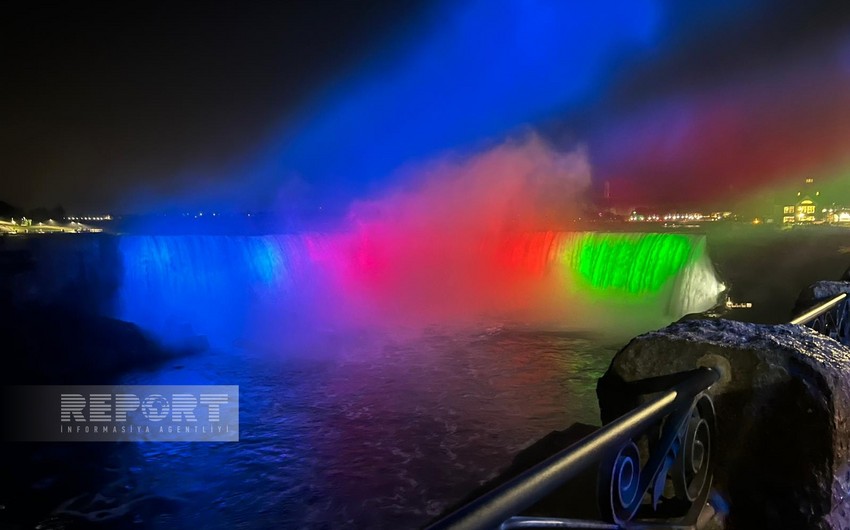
[790,292,850,345]
[425,368,719,530]
[596,375,716,529]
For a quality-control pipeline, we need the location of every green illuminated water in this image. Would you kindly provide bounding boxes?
[518,231,726,321]
[501,231,723,322]
[568,233,694,294]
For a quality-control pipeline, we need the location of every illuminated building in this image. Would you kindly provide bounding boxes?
[820,193,850,223]
[783,178,820,224]
[827,208,850,224]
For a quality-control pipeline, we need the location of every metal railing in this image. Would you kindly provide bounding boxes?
[790,292,850,345]
[427,289,850,530]
[426,368,719,530]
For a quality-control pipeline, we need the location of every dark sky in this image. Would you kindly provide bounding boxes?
[4,1,850,214]
[0,1,430,212]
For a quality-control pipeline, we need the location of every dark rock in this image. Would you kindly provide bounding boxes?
[0,303,200,384]
[597,319,850,530]
[1,234,123,317]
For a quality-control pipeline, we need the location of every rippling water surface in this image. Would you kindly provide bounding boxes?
[32,329,618,529]
[2,228,747,528]
[8,225,850,528]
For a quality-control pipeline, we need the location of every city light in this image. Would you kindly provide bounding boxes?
[66,215,112,222]
[0,218,103,234]
[627,211,733,223]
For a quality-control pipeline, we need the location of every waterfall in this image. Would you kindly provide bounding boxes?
[111,231,725,340]
[490,231,725,328]
[116,235,319,341]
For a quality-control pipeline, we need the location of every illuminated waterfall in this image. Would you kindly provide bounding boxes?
[113,231,725,340]
[492,231,725,325]
[557,232,724,316]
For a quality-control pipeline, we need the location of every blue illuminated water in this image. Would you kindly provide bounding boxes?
[113,232,723,345]
[3,231,722,529]
[37,329,617,529]
[116,235,315,342]
[9,225,850,529]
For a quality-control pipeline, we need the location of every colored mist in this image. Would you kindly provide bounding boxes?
[590,32,850,214]
[101,0,850,228]
[152,0,772,214]
[230,0,665,210]
[116,230,725,343]
[114,133,728,344]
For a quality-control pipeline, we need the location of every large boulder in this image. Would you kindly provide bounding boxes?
[0,303,204,384]
[597,319,850,530]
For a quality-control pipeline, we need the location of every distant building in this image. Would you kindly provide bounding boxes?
[783,178,820,224]
[832,209,850,224]
[626,210,734,223]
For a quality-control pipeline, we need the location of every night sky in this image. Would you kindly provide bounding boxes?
[4,1,850,215]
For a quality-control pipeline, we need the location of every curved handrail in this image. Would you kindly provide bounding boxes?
[425,368,719,530]
[789,293,848,325]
